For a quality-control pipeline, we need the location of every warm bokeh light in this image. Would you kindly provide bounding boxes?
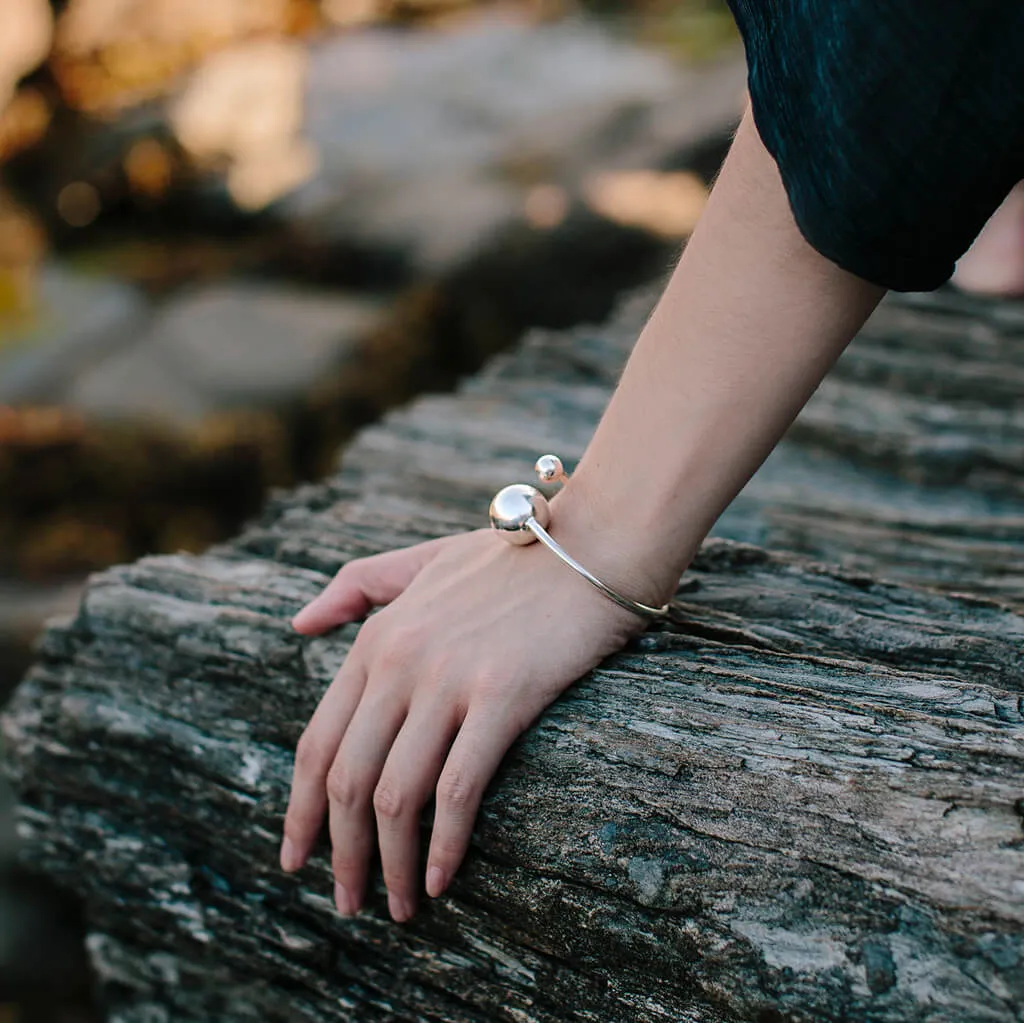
[56,181,102,227]
[51,0,319,113]
[524,183,570,229]
[584,169,708,238]
[124,138,174,200]
[0,0,52,109]
[169,39,318,210]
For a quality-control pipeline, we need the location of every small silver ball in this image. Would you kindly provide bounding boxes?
[535,454,565,484]
[489,484,550,544]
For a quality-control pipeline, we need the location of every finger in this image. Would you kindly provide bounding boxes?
[374,698,462,923]
[293,537,452,635]
[326,690,408,918]
[281,651,368,873]
[424,703,525,900]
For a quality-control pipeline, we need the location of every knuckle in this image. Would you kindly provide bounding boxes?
[331,851,360,881]
[294,729,330,774]
[472,664,511,701]
[372,778,408,821]
[283,810,317,851]
[425,648,461,686]
[352,609,384,649]
[430,832,464,867]
[437,768,477,815]
[473,676,533,730]
[325,767,366,810]
[413,657,457,703]
[329,561,355,585]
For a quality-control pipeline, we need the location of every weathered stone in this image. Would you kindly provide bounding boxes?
[19,12,743,282]
[3,286,1023,1022]
[279,13,744,277]
[0,264,148,405]
[299,13,678,178]
[65,283,385,428]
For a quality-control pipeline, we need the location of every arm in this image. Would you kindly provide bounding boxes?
[547,107,885,607]
[282,108,885,924]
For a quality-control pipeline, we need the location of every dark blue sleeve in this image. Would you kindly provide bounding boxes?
[726,0,1024,291]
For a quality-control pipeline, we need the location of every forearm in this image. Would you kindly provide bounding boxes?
[550,108,885,606]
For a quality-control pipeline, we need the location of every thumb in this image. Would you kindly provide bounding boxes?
[292,534,453,635]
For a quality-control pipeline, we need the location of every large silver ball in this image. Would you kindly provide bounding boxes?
[489,484,550,544]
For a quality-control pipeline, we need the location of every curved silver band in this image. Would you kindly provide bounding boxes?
[526,517,672,620]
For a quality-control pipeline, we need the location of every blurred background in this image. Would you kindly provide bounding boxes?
[0,0,742,1018]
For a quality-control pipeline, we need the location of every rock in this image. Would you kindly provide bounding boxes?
[65,283,385,429]
[15,6,746,277]
[298,12,676,179]
[0,263,148,405]
[0,280,389,587]
[8,14,744,350]
[276,12,744,277]
[3,285,1024,1023]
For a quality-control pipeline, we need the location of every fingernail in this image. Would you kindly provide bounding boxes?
[280,837,300,873]
[426,865,446,898]
[388,890,412,922]
[335,882,354,916]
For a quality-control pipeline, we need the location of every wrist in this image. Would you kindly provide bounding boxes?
[546,473,691,610]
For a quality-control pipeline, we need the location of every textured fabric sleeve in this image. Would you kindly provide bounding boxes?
[726,0,1024,291]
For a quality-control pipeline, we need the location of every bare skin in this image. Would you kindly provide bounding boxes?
[953,182,1024,297]
[281,108,885,922]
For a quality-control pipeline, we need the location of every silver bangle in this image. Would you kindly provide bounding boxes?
[488,454,672,621]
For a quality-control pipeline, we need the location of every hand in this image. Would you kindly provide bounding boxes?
[279,521,648,922]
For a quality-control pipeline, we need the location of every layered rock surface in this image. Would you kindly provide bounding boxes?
[4,286,1023,1022]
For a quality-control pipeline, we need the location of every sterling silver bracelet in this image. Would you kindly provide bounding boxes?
[488,454,672,621]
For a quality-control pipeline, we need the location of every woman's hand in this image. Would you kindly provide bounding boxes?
[280,521,648,923]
